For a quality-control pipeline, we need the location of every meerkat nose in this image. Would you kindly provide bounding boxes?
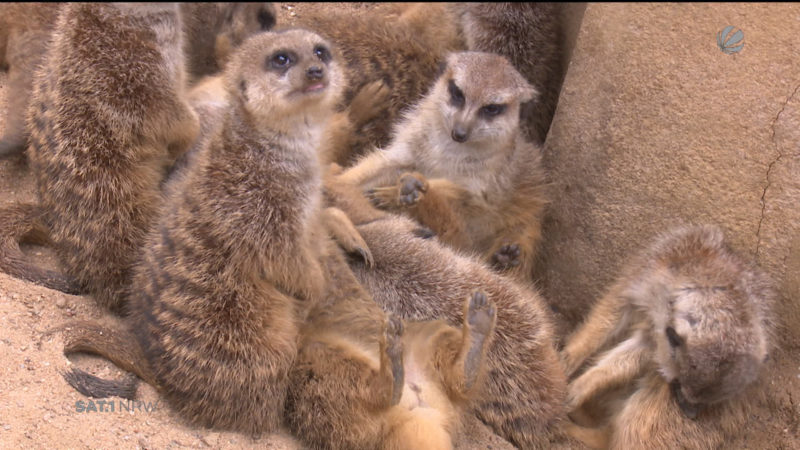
[306,66,324,80]
[451,127,468,143]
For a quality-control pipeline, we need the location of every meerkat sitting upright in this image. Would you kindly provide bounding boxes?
[0,3,63,158]
[60,28,385,434]
[16,3,199,311]
[561,225,776,449]
[338,51,548,283]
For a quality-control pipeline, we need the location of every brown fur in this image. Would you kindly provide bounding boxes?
[285,238,497,450]
[179,2,276,81]
[289,4,464,165]
[450,3,563,145]
[338,52,548,283]
[323,173,571,449]
[561,225,776,448]
[60,28,375,434]
[21,3,199,311]
[0,3,63,158]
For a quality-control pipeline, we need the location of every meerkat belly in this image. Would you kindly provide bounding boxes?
[397,349,454,424]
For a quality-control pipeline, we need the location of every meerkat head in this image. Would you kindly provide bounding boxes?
[427,52,537,151]
[214,3,277,69]
[639,225,773,419]
[224,29,344,132]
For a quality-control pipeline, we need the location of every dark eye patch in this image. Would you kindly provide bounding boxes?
[448,80,465,108]
[479,103,506,119]
[314,45,331,63]
[267,50,296,72]
[666,326,684,348]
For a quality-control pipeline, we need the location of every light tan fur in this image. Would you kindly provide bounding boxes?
[338,51,548,282]
[561,225,776,448]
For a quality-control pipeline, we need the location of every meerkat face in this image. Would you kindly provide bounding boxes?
[432,52,537,151]
[225,29,344,129]
[655,286,768,418]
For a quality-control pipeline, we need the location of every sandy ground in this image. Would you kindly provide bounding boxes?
[0,3,797,450]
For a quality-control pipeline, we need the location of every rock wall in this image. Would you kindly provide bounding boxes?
[536,3,800,348]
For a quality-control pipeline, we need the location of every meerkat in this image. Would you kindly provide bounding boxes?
[322,173,571,449]
[560,224,776,449]
[58,28,383,434]
[337,51,548,283]
[0,3,63,158]
[449,3,563,145]
[179,2,276,81]
[18,3,199,311]
[285,237,497,450]
[289,4,464,164]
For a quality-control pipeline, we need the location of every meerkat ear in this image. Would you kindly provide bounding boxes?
[435,60,448,80]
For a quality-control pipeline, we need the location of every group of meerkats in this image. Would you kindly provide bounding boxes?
[0,3,777,449]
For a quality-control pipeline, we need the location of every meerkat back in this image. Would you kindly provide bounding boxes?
[25,3,198,311]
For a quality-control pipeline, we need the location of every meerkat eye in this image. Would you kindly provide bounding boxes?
[666,326,684,348]
[448,80,465,108]
[314,45,331,63]
[269,51,292,69]
[479,104,506,118]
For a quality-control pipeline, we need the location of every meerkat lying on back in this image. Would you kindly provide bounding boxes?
[322,174,572,449]
[338,51,548,283]
[561,225,775,449]
[286,238,497,450]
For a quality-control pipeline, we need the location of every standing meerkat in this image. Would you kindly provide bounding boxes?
[322,175,571,449]
[338,51,548,283]
[561,225,776,448]
[60,28,382,434]
[285,238,497,450]
[0,3,63,158]
[449,3,563,145]
[21,3,199,311]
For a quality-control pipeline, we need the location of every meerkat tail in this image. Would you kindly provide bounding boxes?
[61,320,156,398]
[0,202,82,294]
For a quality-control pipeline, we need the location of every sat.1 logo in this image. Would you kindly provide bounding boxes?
[717,26,744,54]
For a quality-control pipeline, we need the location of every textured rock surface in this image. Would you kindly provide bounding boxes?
[537,3,800,345]
[536,3,800,446]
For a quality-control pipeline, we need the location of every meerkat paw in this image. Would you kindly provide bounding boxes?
[322,207,373,267]
[463,291,496,390]
[398,172,429,205]
[466,291,497,337]
[385,315,405,406]
[412,226,436,240]
[348,80,391,126]
[366,186,400,209]
[490,243,522,271]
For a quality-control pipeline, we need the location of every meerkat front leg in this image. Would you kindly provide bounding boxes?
[368,173,471,248]
[566,330,649,412]
[321,206,374,267]
[561,285,634,378]
[164,98,201,163]
[382,315,406,407]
